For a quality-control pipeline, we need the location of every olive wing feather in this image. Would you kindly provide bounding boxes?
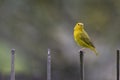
[80,32,95,48]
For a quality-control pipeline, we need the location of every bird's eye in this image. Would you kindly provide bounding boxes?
[78,23,80,26]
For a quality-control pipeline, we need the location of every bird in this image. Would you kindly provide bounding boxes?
[73,22,98,55]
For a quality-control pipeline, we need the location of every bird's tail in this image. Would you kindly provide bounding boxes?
[91,48,99,56]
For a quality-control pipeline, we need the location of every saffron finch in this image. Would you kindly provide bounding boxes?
[73,22,98,55]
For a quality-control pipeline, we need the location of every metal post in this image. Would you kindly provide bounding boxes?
[10,49,15,80]
[117,50,119,80]
[47,49,51,80]
[80,51,84,80]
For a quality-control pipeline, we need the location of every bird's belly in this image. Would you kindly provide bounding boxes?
[74,33,88,48]
[76,38,88,47]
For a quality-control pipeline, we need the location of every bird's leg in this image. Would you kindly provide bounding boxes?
[80,48,85,51]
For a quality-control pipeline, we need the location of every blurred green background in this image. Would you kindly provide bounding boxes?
[0,0,120,80]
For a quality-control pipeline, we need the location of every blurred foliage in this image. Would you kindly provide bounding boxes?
[0,0,120,80]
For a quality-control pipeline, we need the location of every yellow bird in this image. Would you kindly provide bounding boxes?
[73,22,98,55]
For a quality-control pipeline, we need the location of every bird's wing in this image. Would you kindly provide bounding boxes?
[80,32,95,48]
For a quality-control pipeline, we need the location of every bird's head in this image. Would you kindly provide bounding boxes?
[74,22,84,31]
